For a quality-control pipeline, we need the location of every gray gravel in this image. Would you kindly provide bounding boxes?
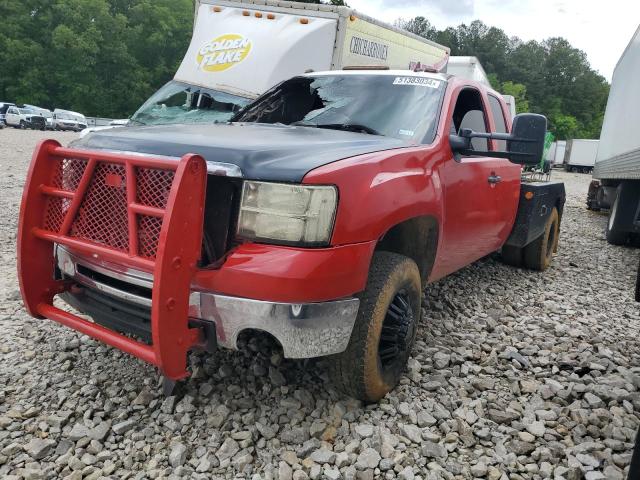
[1,128,639,479]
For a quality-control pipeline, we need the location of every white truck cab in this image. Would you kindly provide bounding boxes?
[53,109,88,131]
[126,0,450,127]
[4,106,46,130]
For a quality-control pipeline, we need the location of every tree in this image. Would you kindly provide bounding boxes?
[501,81,529,113]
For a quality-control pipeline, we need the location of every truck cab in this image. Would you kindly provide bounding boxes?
[18,70,564,401]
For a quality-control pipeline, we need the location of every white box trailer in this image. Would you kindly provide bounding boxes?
[126,0,450,127]
[587,25,640,244]
[563,139,598,173]
[553,140,566,167]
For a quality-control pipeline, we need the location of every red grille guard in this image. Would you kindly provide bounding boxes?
[17,139,207,381]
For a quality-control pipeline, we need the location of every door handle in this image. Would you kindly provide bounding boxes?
[488,174,502,184]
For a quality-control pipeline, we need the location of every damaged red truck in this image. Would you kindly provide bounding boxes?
[18,71,565,401]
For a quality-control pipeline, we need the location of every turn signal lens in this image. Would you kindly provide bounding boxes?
[300,18,309,24]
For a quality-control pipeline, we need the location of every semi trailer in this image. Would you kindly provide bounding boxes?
[586,25,640,246]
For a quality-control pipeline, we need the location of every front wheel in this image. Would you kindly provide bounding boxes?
[19,121,27,129]
[330,252,421,402]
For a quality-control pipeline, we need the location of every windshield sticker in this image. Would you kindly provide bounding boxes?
[197,34,252,72]
[399,129,415,136]
[393,77,441,88]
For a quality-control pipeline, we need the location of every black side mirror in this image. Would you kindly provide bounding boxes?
[449,113,547,166]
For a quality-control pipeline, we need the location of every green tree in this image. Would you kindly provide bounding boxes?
[501,81,529,113]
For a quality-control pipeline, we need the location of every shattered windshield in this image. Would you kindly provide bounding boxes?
[130,80,251,126]
[233,74,445,142]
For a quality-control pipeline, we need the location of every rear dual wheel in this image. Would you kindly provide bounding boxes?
[501,207,560,271]
[330,252,421,402]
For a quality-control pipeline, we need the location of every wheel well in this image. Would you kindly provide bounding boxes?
[375,216,438,285]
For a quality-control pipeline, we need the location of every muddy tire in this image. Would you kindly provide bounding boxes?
[501,245,523,267]
[523,207,560,271]
[330,251,421,402]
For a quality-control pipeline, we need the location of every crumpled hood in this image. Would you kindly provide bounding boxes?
[74,123,409,181]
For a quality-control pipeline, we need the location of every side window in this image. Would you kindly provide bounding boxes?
[488,95,507,151]
[8,107,15,114]
[452,89,489,151]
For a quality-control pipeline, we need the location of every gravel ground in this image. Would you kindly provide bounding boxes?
[1,128,639,480]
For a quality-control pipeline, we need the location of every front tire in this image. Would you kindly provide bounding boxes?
[330,252,421,402]
[523,207,560,271]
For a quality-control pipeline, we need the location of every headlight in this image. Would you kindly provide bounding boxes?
[237,181,337,246]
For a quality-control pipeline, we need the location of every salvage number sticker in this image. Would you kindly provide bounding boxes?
[393,77,441,88]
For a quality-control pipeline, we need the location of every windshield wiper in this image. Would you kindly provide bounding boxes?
[128,118,146,126]
[315,123,381,136]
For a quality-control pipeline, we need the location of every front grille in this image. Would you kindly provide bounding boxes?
[71,163,130,251]
[42,156,175,259]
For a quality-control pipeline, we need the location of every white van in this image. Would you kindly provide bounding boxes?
[53,109,88,131]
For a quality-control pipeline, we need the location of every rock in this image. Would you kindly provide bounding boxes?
[89,421,111,441]
[310,449,336,465]
[471,378,495,391]
[421,442,448,459]
[111,419,135,435]
[67,423,91,441]
[488,409,520,424]
[399,424,422,444]
[417,411,437,427]
[398,466,415,480]
[470,462,488,478]
[584,392,605,408]
[355,424,374,438]
[508,440,536,456]
[217,437,240,462]
[584,472,605,480]
[24,438,56,460]
[169,443,187,467]
[324,468,341,480]
[526,421,545,437]
[355,448,380,469]
[433,352,450,369]
[278,461,293,480]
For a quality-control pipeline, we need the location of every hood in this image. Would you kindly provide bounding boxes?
[75,123,409,182]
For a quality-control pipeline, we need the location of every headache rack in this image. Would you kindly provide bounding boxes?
[17,139,208,381]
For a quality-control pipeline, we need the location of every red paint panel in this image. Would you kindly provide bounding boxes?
[193,241,376,303]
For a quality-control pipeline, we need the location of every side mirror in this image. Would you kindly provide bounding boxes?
[507,114,547,165]
[449,113,547,165]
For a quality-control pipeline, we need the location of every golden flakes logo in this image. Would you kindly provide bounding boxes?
[197,34,252,72]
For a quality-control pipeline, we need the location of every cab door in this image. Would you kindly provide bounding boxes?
[432,87,519,279]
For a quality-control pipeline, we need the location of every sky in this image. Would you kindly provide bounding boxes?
[346,0,640,82]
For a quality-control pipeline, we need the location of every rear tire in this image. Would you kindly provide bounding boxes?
[523,207,560,271]
[606,184,633,245]
[330,252,421,402]
[501,245,523,267]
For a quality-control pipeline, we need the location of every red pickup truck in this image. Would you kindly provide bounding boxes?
[18,70,565,401]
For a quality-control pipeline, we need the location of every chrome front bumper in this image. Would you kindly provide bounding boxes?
[56,246,359,358]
